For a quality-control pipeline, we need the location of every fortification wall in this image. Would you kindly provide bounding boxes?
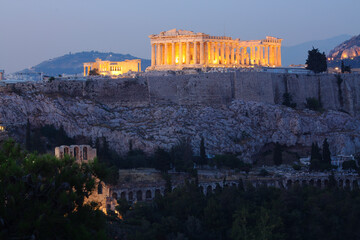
[1,72,360,115]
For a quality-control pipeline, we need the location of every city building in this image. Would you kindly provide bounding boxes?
[147,29,282,71]
[0,70,4,80]
[83,58,141,77]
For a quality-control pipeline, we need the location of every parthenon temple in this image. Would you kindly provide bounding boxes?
[147,29,282,71]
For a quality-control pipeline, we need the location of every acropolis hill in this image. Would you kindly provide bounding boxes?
[1,71,360,163]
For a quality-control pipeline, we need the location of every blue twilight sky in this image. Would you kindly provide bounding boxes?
[0,0,359,73]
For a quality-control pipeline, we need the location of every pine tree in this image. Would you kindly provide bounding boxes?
[310,142,322,170]
[200,137,206,165]
[305,47,327,73]
[322,138,331,166]
[273,143,283,166]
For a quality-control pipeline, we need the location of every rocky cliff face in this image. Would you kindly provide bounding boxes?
[1,77,360,162]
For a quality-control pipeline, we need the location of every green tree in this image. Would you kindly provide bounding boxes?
[0,139,108,239]
[25,119,31,151]
[305,47,327,73]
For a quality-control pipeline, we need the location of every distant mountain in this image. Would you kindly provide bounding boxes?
[328,34,360,68]
[282,34,352,67]
[20,51,151,75]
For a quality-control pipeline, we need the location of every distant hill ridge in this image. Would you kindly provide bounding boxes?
[328,34,360,68]
[21,51,151,75]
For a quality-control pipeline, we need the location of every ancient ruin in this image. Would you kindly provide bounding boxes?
[83,58,141,77]
[147,29,282,71]
[55,145,97,163]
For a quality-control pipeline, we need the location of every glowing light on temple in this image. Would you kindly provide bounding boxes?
[148,29,282,71]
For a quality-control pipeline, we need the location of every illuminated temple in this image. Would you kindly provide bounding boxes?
[83,58,141,77]
[147,29,282,71]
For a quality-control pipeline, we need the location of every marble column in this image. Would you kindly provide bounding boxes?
[156,43,161,65]
[220,42,225,64]
[215,42,219,64]
[225,44,229,64]
[231,44,235,64]
[277,46,282,66]
[209,42,213,64]
[256,46,260,65]
[265,46,269,65]
[270,46,274,66]
[236,45,240,64]
[179,42,183,65]
[164,43,168,65]
[186,42,190,64]
[193,42,197,64]
[151,44,156,66]
[172,42,175,65]
[260,46,263,65]
[200,41,205,64]
[241,48,245,65]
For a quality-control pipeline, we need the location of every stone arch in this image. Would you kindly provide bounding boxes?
[302,180,307,186]
[155,189,161,196]
[286,180,292,188]
[112,192,118,200]
[353,180,359,190]
[146,190,152,199]
[120,191,126,199]
[339,179,344,188]
[64,147,69,156]
[83,146,88,160]
[324,179,329,187]
[206,185,212,194]
[294,180,300,186]
[74,146,80,160]
[316,179,322,188]
[345,179,351,189]
[199,186,204,194]
[136,190,143,201]
[128,191,133,201]
[309,179,315,186]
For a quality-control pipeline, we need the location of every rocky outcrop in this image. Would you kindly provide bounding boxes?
[1,78,360,162]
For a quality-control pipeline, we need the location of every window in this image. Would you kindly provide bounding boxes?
[83,147,88,160]
[98,183,103,194]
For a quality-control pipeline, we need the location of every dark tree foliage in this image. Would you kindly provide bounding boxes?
[25,119,31,151]
[114,179,360,240]
[341,61,352,73]
[273,142,283,166]
[153,147,171,172]
[170,138,194,172]
[310,142,322,170]
[282,93,297,108]
[212,154,251,172]
[310,140,333,171]
[0,139,108,240]
[305,47,327,73]
[305,97,322,111]
[322,138,331,166]
[342,160,358,170]
[199,137,207,165]
[89,68,100,76]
